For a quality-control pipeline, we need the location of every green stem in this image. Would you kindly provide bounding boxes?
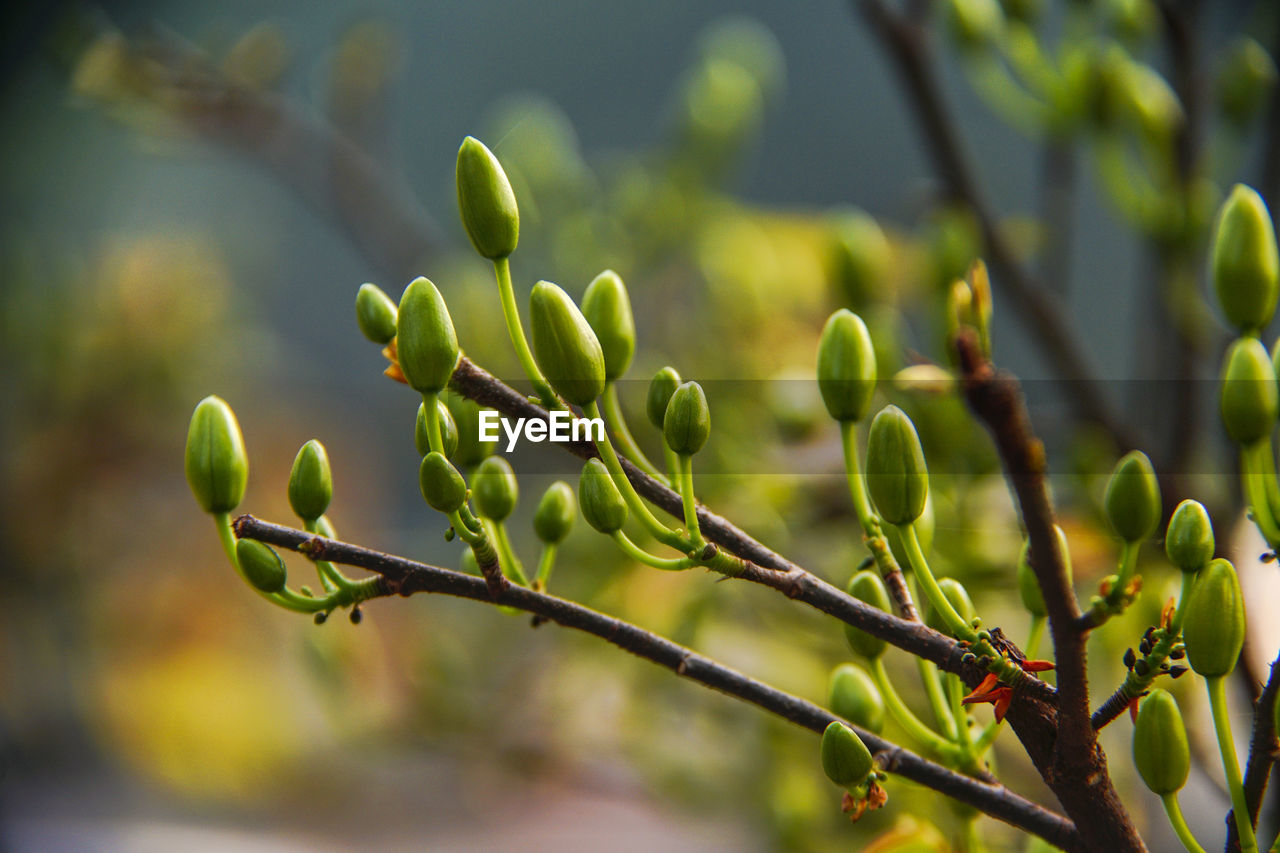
[492,257,559,408]
[972,716,1002,756]
[947,673,975,757]
[214,513,306,612]
[678,454,703,547]
[601,383,668,483]
[871,657,958,761]
[585,400,685,549]
[1025,615,1046,660]
[899,523,978,642]
[612,531,697,571]
[1114,539,1140,594]
[492,520,529,586]
[1160,793,1206,853]
[958,812,987,853]
[1261,436,1280,537]
[1243,443,1280,548]
[663,444,682,486]
[533,543,556,591]
[304,518,354,592]
[1207,675,1259,853]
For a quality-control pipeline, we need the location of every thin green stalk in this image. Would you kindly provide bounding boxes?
[946,673,975,757]
[492,257,559,408]
[1243,444,1280,547]
[585,400,684,549]
[839,420,877,531]
[1114,539,1140,595]
[423,393,484,543]
[304,518,353,592]
[533,543,556,591]
[1261,436,1280,539]
[215,513,306,611]
[601,383,668,483]
[958,812,987,853]
[492,520,529,586]
[871,657,958,761]
[678,454,703,547]
[612,531,697,571]
[917,657,960,740]
[663,444,681,486]
[972,717,1002,756]
[1207,675,1259,853]
[899,523,978,643]
[1025,615,1046,660]
[1160,793,1206,853]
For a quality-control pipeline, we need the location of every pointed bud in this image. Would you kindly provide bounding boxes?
[646,366,682,429]
[456,136,519,260]
[235,538,287,594]
[472,456,518,521]
[1183,558,1246,677]
[865,405,928,526]
[1017,525,1072,617]
[419,451,467,514]
[355,283,398,344]
[1132,689,1190,795]
[396,277,460,394]
[827,664,886,734]
[1104,450,1161,543]
[926,578,976,638]
[288,439,332,521]
[816,309,877,423]
[820,721,875,788]
[1218,38,1277,127]
[529,280,606,406]
[533,481,576,544]
[445,393,497,466]
[664,381,711,456]
[1221,336,1278,446]
[1165,499,1215,573]
[1211,184,1279,333]
[844,570,891,660]
[578,458,628,534]
[416,399,458,458]
[185,396,249,514]
[581,270,636,382]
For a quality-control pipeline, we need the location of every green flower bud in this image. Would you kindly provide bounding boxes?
[415,400,458,459]
[646,366,682,429]
[1017,525,1072,617]
[844,570,891,660]
[445,393,497,466]
[455,135,519,260]
[945,0,1004,52]
[1132,689,1190,795]
[816,309,877,423]
[472,455,518,521]
[1103,450,1160,543]
[578,457,628,534]
[529,280,606,406]
[827,664,886,734]
[288,439,332,521]
[355,282,398,344]
[820,721,875,788]
[581,270,636,382]
[1211,184,1279,333]
[1183,558,1246,678]
[1218,38,1277,127]
[235,538,287,594]
[865,405,928,526]
[664,381,711,456]
[1221,336,1279,446]
[419,451,467,514]
[1165,499,1215,573]
[396,277,459,394]
[828,209,891,307]
[533,481,576,544]
[185,395,249,514]
[926,578,976,638]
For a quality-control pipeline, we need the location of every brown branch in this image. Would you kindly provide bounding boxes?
[1227,649,1280,852]
[233,513,1082,851]
[955,330,1145,852]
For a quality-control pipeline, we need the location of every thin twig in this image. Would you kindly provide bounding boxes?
[233,513,1082,851]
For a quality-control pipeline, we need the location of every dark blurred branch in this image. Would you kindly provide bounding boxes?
[234,513,1082,851]
[1263,0,1280,209]
[1227,650,1280,852]
[955,330,1145,853]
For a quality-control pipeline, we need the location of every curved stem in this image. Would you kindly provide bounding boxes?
[585,400,684,549]
[973,716,1003,756]
[871,657,958,761]
[1243,443,1280,548]
[304,518,355,592]
[1207,675,1259,853]
[612,531,697,571]
[1160,792,1205,853]
[214,513,311,612]
[492,257,559,408]
[533,543,557,591]
[601,383,667,483]
[492,520,529,586]
[839,420,877,531]
[663,444,682,487]
[947,673,975,757]
[678,454,703,548]
[899,523,978,642]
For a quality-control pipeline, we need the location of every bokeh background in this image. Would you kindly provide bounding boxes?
[3,1,1280,850]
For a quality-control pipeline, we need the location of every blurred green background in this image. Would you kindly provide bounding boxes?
[2,1,1279,851]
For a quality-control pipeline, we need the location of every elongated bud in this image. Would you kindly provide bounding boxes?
[288,439,332,521]
[1017,525,1072,617]
[1183,558,1246,677]
[865,405,928,526]
[396,277,459,394]
[529,280,606,406]
[1219,39,1278,127]
[925,578,976,637]
[445,393,497,466]
[578,458,628,533]
[646,366,682,428]
[828,209,891,307]
[581,270,636,382]
[820,721,875,788]
[472,456,518,521]
[420,451,467,514]
[827,664,885,734]
[456,136,519,260]
[1165,499,1214,573]
[416,400,459,458]
[355,283,398,344]
[844,570,891,659]
[1212,184,1279,334]
[185,395,248,514]
[816,309,877,423]
[1104,450,1160,542]
[533,481,576,544]
[1132,689,1190,795]
[664,381,711,456]
[1221,336,1279,445]
[235,538,287,594]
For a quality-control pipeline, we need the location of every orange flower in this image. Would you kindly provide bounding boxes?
[961,659,1055,722]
